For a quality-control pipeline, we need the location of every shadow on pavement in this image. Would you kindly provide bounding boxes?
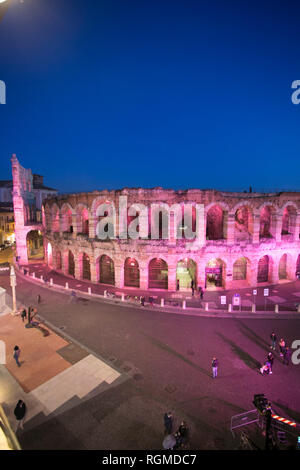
[217,332,261,371]
[234,320,270,351]
[141,333,211,377]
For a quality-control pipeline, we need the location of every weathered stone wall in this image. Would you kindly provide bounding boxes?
[42,188,300,291]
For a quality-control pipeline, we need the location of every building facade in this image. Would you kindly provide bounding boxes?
[11,155,57,264]
[42,188,300,291]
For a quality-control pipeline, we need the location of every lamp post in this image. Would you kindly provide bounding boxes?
[10,264,17,315]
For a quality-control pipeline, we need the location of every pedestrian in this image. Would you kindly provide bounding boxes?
[20,307,27,323]
[191,280,195,296]
[270,332,277,351]
[212,357,219,378]
[140,296,145,307]
[176,279,180,291]
[37,294,41,304]
[283,347,292,365]
[279,338,286,357]
[70,290,77,303]
[199,286,204,300]
[14,400,26,431]
[164,411,173,435]
[176,421,189,448]
[13,346,21,367]
[267,352,274,374]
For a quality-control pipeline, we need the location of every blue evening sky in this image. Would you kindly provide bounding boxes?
[1,0,300,194]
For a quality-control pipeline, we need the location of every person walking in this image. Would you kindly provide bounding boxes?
[14,400,26,431]
[176,279,180,291]
[267,352,274,374]
[20,307,27,323]
[13,346,21,367]
[283,347,292,365]
[164,412,173,435]
[199,286,204,300]
[270,332,277,351]
[279,338,286,357]
[191,280,195,296]
[212,357,219,378]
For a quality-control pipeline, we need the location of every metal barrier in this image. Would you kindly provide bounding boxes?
[230,409,260,435]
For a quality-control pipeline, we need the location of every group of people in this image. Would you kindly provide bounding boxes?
[20,305,38,324]
[176,279,204,299]
[260,332,292,375]
[163,412,189,449]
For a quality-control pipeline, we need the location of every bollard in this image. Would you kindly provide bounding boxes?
[104,290,107,298]
[182,300,186,310]
[32,272,35,278]
[252,303,256,313]
[121,293,125,301]
[275,304,279,314]
[160,298,164,307]
[40,275,43,281]
[228,303,232,313]
[65,282,69,290]
[50,278,53,286]
[88,287,91,295]
[205,302,209,311]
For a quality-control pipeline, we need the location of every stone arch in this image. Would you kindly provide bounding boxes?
[26,230,44,261]
[98,254,115,285]
[150,203,170,240]
[78,252,91,280]
[206,205,226,240]
[51,203,60,232]
[75,204,89,235]
[278,253,294,280]
[259,204,277,239]
[176,258,197,290]
[205,258,226,288]
[257,255,273,283]
[281,204,297,237]
[233,256,251,283]
[233,205,253,242]
[148,258,168,289]
[124,257,140,288]
[61,203,74,233]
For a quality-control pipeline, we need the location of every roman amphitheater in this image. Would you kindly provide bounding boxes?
[41,188,300,292]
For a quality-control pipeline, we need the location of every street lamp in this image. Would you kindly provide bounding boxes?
[10,264,17,315]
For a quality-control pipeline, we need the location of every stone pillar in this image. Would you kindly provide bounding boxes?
[274,215,282,243]
[168,264,177,291]
[196,204,206,247]
[59,213,64,236]
[89,215,97,239]
[90,257,97,283]
[248,261,258,287]
[62,252,68,275]
[270,257,279,284]
[169,213,176,245]
[74,255,81,280]
[72,214,78,237]
[294,214,300,242]
[139,263,148,290]
[114,262,124,288]
[252,214,260,244]
[227,214,235,246]
[197,259,206,289]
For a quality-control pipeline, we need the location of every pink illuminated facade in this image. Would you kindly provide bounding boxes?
[42,187,300,291]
